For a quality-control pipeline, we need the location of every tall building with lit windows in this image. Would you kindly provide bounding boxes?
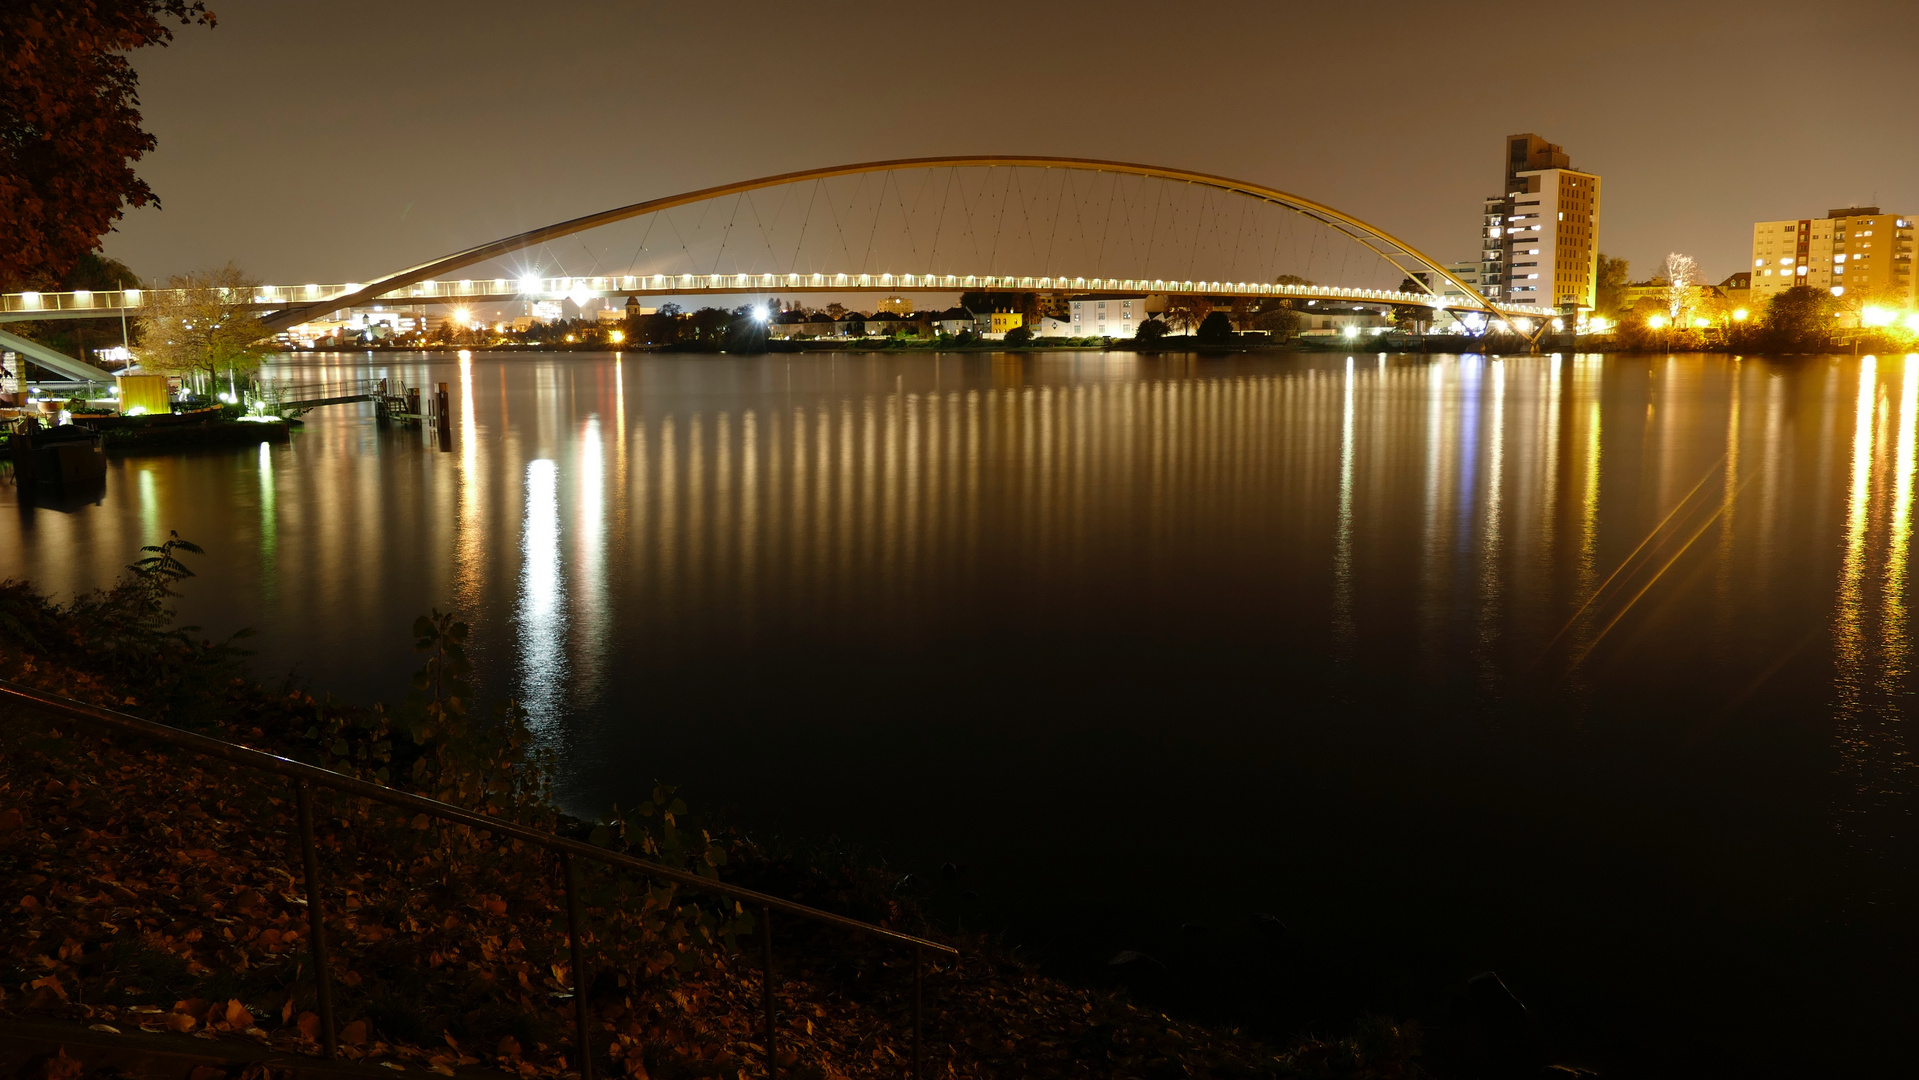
[1479,134,1602,312]
[1748,208,1914,308]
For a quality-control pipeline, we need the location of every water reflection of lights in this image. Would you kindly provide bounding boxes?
[257,442,277,599]
[518,458,567,730]
[1332,357,1356,648]
[574,418,607,713]
[455,350,482,610]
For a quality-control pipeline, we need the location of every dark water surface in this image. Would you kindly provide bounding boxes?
[4,350,1914,1075]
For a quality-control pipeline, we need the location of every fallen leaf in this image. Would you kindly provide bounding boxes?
[224,999,254,1029]
[0,808,22,832]
[87,1024,120,1034]
[164,1012,197,1033]
[341,1019,370,1046]
[35,1049,84,1080]
[497,1034,522,1059]
[297,1012,320,1040]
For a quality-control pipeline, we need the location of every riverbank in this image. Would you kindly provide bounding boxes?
[0,544,1438,1080]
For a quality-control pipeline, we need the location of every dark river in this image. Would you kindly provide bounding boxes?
[4,350,1913,1076]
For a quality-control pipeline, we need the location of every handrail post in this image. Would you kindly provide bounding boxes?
[912,945,923,1080]
[294,780,337,1059]
[762,905,776,1079]
[562,852,593,1080]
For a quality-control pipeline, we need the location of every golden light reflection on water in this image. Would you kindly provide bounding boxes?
[5,351,1916,836]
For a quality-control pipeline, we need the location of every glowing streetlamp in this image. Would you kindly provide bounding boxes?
[752,305,770,323]
[608,330,625,345]
[1648,314,1668,329]
[1732,308,1750,323]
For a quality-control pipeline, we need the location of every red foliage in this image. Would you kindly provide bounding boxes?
[0,2,214,290]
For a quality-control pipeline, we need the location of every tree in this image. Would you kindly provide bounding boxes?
[824,302,848,320]
[1594,254,1629,318]
[1251,299,1300,341]
[1761,285,1837,350]
[1133,318,1169,342]
[1392,305,1430,334]
[1274,274,1316,287]
[1162,296,1211,333]
[135,263,270,391]
[1197,310,1235,343]
[1664,253,1699,323]
[1,2,215,290]
[1004,326,1033,345]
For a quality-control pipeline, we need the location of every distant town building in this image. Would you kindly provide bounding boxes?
[1033,315,1076,338]
[1717,272,1751,311]
[933,308,973,335]
[1294,305,1393,338]
[976,311,1024,338]
[1416,262,1485,302]
[286,307,441,344]
[1480,134,1602,313]
[1748,208,1913,308]
[1068,297,1144,336]
[877,296,914,315]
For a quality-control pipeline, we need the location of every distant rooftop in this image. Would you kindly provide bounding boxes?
[1827,206,1882,219]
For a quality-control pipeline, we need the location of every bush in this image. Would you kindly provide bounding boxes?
[1133,318,1169,342]
[1004,326,1033,345]
[1197,311,1235,344]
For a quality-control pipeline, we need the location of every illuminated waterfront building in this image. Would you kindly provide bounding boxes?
[1484,134,1602,313]
[1748,207,1914,307]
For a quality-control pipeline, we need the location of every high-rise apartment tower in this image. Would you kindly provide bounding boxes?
[1479,134,1602,313]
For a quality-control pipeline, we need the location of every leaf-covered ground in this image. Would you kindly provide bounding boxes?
[1,546,1431,1079]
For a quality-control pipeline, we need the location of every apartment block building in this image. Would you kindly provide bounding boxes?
[1069,297,1143,337]
[1748,208,1914,308]
[1479,134,1602,312]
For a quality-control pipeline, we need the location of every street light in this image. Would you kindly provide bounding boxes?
[752,305,770,323]
[1732,308,1749,322]
[1648,314,1668,329]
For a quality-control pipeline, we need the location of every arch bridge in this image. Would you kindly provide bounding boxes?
[2,156,1540,381]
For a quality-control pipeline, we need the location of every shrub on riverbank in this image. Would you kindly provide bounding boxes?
[0,541,1432,1078]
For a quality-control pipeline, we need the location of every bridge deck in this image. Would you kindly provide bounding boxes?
[1,273,1542,326]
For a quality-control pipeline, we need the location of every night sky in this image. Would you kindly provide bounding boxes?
[105,0,1919,290]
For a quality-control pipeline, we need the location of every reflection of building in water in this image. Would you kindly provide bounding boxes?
[1831,357,1918,857]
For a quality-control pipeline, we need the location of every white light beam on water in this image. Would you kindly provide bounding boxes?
[518,458,567,731]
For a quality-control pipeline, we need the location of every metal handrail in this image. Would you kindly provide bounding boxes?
[0,678,953,1078]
